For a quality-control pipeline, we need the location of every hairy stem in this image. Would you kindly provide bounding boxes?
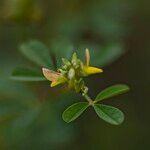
[81,90,94,106]
[79,85,94,105]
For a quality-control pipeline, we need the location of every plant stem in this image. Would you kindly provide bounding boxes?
[82,93,94,106]
[80,86,94,105]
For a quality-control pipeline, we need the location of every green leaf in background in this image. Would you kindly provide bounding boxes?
[11,106,41,130]
[10,67,46,81]
[19,40,53,68]
[77,43,125,67]
[94,43,125,66]
[62,102,89,123]
[50,37,73,67]
[94,104,124,125]
[95,84,130,102]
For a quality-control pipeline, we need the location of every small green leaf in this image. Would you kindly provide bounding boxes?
[50,37,73,67]
[11,67,46,81]
[77,43,125,67]
[94,43,125,67]
[94,104,124,125]
[95,84,130,102]
[62,102,89,123]
[19,40,53,67]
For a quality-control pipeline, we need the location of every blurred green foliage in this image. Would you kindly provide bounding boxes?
[0,0,149,150]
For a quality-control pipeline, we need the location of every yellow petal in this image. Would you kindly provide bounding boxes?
[50,76,67,87]
[83,66,103,75]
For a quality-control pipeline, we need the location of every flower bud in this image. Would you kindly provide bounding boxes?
[68,68,75,79]
[62,58,71,67]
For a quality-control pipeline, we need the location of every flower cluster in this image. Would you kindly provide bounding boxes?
[42,49,103,93]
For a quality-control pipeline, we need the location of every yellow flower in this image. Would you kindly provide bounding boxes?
[83,48,103,75]
[42,49,103,88]
[42,68,67,87]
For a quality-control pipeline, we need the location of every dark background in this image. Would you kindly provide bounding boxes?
[0,0,150,149]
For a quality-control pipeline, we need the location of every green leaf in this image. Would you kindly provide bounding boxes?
[11,67,46,81]
[77,43,125,67]
[62,102,89,123]
[50,37,73,67]
[19,40,53,67]
[94,104,124,125]
[94,43,125,67]
[95,84,130,102]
